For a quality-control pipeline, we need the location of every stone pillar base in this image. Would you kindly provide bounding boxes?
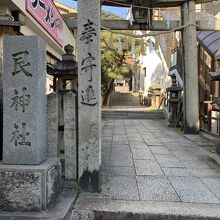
[0,158,61,212]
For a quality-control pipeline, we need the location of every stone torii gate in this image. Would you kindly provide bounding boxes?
[73,0,218,191]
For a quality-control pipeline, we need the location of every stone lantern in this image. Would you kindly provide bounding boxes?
[151,83,161,108]
[47,44,78,166]
[48,44,78,93]
[146,87,153,106]
[166,74,182,126]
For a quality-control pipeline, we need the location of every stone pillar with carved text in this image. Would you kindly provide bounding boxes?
[77,0,101,192]
[3,36,47,164]
[0,36,61,212]
[181,0,200,134]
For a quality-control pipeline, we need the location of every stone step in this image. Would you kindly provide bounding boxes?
[102,110,165,119]
[0,190,78,220]
[71,198,220,220]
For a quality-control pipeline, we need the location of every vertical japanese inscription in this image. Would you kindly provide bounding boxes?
[10,50,32,147]
[80,20,98,106]
[3,36,47,165]
[80,19,97,44]
[12,51,32,77]
[10,87,30,113]
[10,123,31,147]
[77,0,101,191]
[81,53,96,81]
[81,85,97,106]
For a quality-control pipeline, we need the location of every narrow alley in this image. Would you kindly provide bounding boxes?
[71,118,220,219]
[2,0,220,219]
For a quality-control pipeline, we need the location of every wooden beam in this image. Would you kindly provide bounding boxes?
[195,0,215,3]
[154,0,215,7]
[73,0,216,7]
[101,0,183,8]
[66,19,181,31]
[0,20,24,27]
[102,0,215,7]
[197,19,220,31]
[65,18,220,31]
[101,0,132,7]
[101,20,181,31]
[152,0,184,7]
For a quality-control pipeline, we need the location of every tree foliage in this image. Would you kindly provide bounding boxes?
[101,10,142,105]
[101,32,131,96]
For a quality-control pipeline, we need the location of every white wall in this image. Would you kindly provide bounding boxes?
[138,40,171,96]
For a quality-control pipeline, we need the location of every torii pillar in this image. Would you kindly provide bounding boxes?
[181,0,200,134]
[77,0,101,191]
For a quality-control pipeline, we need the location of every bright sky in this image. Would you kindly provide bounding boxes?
[56,0,128,18]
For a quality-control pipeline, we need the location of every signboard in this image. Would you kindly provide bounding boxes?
[26,0,63,46]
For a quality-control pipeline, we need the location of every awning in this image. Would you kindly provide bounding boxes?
[162,10,220,61]
[197,31,220,61]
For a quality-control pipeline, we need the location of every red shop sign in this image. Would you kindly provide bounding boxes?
[26,0,63,46]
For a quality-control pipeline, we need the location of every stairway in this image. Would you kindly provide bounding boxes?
[102,109,165,119]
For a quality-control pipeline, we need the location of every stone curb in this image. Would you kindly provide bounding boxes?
[0,190,78,220]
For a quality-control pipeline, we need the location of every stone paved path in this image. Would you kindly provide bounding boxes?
[109,86,141,107]
[100,119,220,203]
[70,119,220,220]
